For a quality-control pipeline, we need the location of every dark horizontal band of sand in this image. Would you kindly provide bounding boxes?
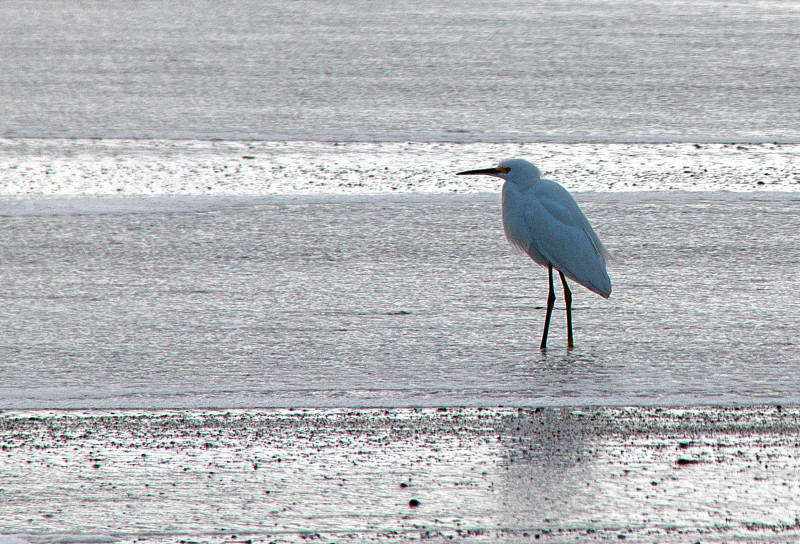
[3,407,798,542]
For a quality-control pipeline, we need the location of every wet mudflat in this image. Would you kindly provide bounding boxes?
[1,407,798,543]
[1,193,799,408]
[1,193,799,542]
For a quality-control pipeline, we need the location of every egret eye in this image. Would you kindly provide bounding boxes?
[497,166,510,173]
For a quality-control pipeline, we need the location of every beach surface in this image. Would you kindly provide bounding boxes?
[1,192,799,409]
[2,146,799,542]
[3,0,799,541]
[1,140,798,197]
[2,407,798,543]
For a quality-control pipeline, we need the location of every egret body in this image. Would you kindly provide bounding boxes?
[457,159,611,349]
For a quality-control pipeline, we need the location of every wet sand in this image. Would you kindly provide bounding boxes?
[2,406,798,543]
[1,140,798,197]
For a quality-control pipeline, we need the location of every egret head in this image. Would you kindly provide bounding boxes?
[457,158,542,185]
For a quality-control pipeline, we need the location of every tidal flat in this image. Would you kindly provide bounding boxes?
[1,406,798,543]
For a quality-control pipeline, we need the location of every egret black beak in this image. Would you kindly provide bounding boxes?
[457,167,502,176]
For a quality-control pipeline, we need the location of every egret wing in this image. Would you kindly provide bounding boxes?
[506,180,612,297]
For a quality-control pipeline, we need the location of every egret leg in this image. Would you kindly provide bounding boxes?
[559,271,574,349]
[540,264,556,350]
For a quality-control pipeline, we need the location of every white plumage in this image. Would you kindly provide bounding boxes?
[457,158,611,349]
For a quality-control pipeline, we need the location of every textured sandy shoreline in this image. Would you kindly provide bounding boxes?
[2,406,798,543]
[1,139,798,196]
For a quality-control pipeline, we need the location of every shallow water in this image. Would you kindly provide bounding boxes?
[2,1,799,142]
[1,193,798,408]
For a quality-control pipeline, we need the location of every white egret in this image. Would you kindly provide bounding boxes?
[457,159,611,349]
